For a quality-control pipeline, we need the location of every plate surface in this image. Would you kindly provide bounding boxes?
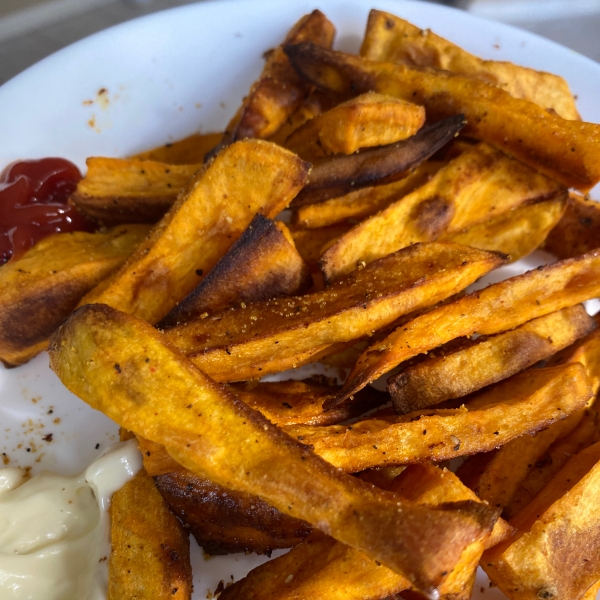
[1,1,599,598]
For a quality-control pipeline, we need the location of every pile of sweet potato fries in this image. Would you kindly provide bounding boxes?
[3,8,600,600]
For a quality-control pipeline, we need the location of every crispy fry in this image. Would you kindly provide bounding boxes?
[157,214,311,329]
[457,409,586,515]
[361,10,580,120]
[136,381,384,555]
[284,42,600,191]
[292,114,465,206]
[443,196,566,262]
[0,224,150,367]
[285,92,425,159]
[392,465,514,549]
[219,464,509,600]
[288,222,352,269]
[293,161,443,229]
[548,323,600,394]
[231,379,387,427]
[164,243,504,382]
[333,250,600,408]
[288,364,592,473]
[139,438,312,555]
[81,140,309,324]
[483,440,600,600]
[267,91,331,146]
[71,158,199,225]
[544,193,600,259]
[212,10,335,156]
[388,305,595,413]
[49,304,497,594]
[107,468,192,600]
[393,465,513,600]
[506,403,600,520]
[320,143,565,281]
[131,131,223,164]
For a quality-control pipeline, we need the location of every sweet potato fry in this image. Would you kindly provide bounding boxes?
[456,408,586,514]
[506,403,600,519]
[267,91,331,146]
[284,42,600,191]
[443,196,566,262]
[547,322,600,395]
[544,193,600,259]
[71,158,199,225]
[0,224,150,367]
[320,142,565,281]
[293,161,443,229]
[287,364,592,473]
[81,140,309,324]
[139,438,312,555]
[292,114,465,206]
[361,10,580,120]
[49,304,497,594]
[107,468,192,600]
[483,440,600,600]
[219,464,509,600]
[157,214,311,329]
[333,249,600,407]
[137,382,384,554]
[288,222,352,269]
[131,131,223,164]
[285,92,425,159]
[504,325,600,517]
[388,305,595,413]
[231,379,387,427]
[164,243,504,382]
[211,10,335,156]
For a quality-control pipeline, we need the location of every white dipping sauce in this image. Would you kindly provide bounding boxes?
[0,439,142,600]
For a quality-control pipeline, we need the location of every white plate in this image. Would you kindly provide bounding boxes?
[1,1,599,598]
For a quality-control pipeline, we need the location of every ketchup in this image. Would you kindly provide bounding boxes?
[0,158,93,265]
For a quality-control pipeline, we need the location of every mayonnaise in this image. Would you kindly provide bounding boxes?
[0,439,142,600]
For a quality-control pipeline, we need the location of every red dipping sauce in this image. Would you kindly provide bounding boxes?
[0,158,93,265]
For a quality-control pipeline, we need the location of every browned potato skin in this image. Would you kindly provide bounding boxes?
[292,114,465,206]
[544,193,600,259]
[219,465,508,600]
[164,243,504,382]
[107,469,192,600]
[320,142,565,281]
[361,10,580,120]
[443,196,566,262]
[49,303,497,595]
[213,9,335,155]
[81,140,309,325]
[483,440,600,600]
[293,161,443,229]
[71,158,200,225]
[388,305,595,413]
[136,382,384,555]
[139,437,312,556]
[157,214,311,329]
[285,92,426,159]
[132,131,223,164]
[288,364,593,473]
[333,249,600,408]
[0,224,150,367]
[284,42,600,191]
